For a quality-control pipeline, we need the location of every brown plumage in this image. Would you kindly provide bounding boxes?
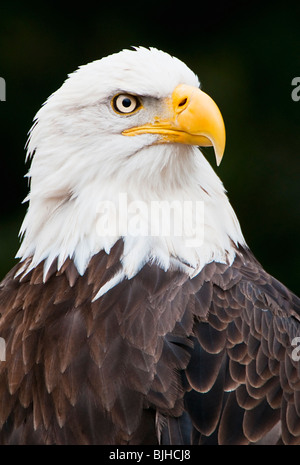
[0,240,300,444]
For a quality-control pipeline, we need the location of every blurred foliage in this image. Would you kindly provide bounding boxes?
[0,0,299,294]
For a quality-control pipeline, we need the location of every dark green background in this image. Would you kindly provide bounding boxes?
[0,0,299,295]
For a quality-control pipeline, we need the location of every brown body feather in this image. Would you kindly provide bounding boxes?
[0,240,300,444]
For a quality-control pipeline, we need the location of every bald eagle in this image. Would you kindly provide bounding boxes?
[0,47,299,445]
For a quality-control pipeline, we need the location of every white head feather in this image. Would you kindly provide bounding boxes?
[16,47,245,292]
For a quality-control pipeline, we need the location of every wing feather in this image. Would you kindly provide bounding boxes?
[179,246,300,444]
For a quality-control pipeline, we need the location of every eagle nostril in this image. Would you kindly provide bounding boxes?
[178,97,187,108]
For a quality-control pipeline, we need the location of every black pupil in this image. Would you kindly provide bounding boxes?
[122,97,132,108]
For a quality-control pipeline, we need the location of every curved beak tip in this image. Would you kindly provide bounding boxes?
[173,85,226,166]
[216,155,223,166]
[214,136,226,166]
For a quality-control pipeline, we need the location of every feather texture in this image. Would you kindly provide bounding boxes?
[0,243,300,444]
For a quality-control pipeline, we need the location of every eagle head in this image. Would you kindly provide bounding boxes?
[17,47,243,285]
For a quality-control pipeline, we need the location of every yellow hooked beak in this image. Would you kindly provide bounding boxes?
[122,84,226,166]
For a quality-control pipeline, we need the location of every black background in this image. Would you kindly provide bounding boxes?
[0,0,299,295]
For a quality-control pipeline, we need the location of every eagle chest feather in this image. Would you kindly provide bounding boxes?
[0,240,193,443]
[1,241,300,444]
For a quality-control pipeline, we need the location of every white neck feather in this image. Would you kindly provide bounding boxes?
[17,141,246,289]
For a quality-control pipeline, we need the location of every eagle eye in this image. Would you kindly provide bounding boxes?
[112,94,141,115]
